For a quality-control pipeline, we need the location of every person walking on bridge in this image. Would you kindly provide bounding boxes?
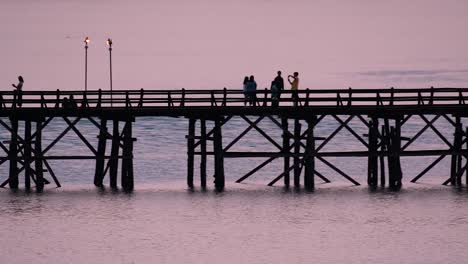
[288,72,299,106]
[11,76,24,107]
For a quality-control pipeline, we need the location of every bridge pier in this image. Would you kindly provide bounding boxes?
[293,119,302,187]
[35,120,44,192]
[304,117,316,190]
[94,118,107,187]
[213,118,225,191]
[187,118,196,189]
[121,118,134,191]
[8,117,19,189]
[200,118,207,188]
[24,120,32,191]
[109,120,119,189]
[282,118,290,187]
[367,117,379,187]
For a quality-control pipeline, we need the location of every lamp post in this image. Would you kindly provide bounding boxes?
[84,37,90,91]
[107,38,113,106]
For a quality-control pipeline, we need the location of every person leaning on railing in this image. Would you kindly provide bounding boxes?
[11,76,24,108]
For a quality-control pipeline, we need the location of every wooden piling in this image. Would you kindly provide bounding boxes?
[35,120,44,192]
[200,118,207,188]
[109,120,119,188]
[293,119,301,187]
[9,118,19,189]
[24,120,32,191]
[367,117,378,187]
[213,118,224,191]
[455,117,462,186]
[187,118,196,188]
[121,119,134,191]
[451,116,461,185]
[282,118,290,187]
[304,118,315,190]
[94,118,107,187]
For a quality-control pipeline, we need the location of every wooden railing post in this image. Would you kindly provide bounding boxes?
[97,89,102,108]
[223,88,227,107]
[305,88,310,107]
[138,88,144,107]
[263,88,268,106]
[181,88,186,107]
[55,89,60,108]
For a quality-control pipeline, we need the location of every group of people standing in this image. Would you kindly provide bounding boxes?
[242,71,299,107]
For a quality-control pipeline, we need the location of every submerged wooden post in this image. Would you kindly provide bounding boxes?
[200,118,207,188]
[388,122,402,190]
[121,118,134,191]
[293,119,301,187]
[187,118,196,188]
[367,117,379,187]
[451,116,461,185]
[24,120,32,191]
[282,118,290,187]
[35,120,44,192]
[466,127,468,186]
[9,118,19,189]
[213,118,224,191]
[94,118,107,187]
[109,120,119,188]
[455,117,463,186]
[304,117,316,190]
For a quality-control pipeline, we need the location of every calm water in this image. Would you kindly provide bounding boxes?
[0,117,468,263]
[2,0,468,262]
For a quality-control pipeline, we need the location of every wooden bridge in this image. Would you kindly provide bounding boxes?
[1,87,468,192]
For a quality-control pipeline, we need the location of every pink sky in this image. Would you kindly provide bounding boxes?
[1,0,467,90]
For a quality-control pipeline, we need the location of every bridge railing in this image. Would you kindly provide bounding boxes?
[0,87,468,109]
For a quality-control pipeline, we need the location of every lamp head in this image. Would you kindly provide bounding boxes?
[84,37,90,46]
[107,38,113,47]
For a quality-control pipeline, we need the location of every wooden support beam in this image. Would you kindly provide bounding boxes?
[451,116,462,185]
[332,115,369,148]
[223,116,263,152]
[63,117,98,155]
[109,120,119,188]
[200,118,207,188]
[317,156,360,185]
[282,118,289,187]
[293,119,301,187]
[367,117,378,187]
[35,120,44,192]
[9,118,19,189]
[94,118,107,187]
[43,117,81,154]
[317,115,354,152]
[236,157,276,183]
[187,118,196,188]
[304,117,316,190]
[213,118,224,191]
[121,119,134,191]
[241,115,282,150]
[402,115,440,150]
[24,120,32,191]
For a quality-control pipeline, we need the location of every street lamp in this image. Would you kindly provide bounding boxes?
[84,37,90,91]
[107,38,113,106]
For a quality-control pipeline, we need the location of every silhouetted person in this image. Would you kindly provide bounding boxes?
[242,76,249,106]
[271,71,284,107]
[271,81,279,107]
[11,76,24,107]
[69,95,78,108]
[288,72,299,106]
[246,75,257,106]
[62,97,70,108]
